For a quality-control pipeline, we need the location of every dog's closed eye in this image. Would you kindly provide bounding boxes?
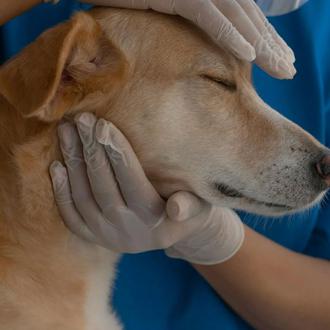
[201,74,237,92]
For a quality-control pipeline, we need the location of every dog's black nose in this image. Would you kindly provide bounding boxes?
[316,155,330,185]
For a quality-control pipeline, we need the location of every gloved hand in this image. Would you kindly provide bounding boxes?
[83,0,296,79]
[49,113,244,265]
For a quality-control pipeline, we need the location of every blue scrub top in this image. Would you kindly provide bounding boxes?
[1,1,329,329]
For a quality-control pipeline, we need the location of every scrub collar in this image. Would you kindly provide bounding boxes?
[255,0,310,16]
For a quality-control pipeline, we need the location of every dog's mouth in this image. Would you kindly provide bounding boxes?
[215,183,293,211]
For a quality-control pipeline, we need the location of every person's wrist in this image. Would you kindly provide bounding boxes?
[165,208,245,265]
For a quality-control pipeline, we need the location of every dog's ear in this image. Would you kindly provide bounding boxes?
[0,12,127,121]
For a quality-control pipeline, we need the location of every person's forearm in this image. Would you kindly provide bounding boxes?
[194,225,330,330]
[0,0,42,25]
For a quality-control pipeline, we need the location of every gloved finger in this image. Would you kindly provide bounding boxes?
[254,46,296,79]
[58,121,115,236]
[74,113,126,219]
[173,0,256,62]
[175,0,295,78]
[95,119,165,227]
[49,161,99,243]
[236,0,296,79]
[212,0,262,47]
[245,0,295,62]
[166,191,205,222]
[263,21,296,63]
[212,0,295,79]
[236,0,295,63]
[154,204,213,248]
[154,193,216,246]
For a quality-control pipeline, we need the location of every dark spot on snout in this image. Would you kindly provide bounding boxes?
[289,146,309,154]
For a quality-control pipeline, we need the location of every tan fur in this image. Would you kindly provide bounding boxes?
[0,8,327,329]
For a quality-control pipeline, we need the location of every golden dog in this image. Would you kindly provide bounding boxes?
[0,8,329,330]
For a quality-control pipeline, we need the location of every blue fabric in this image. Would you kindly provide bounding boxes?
[0,1,91,63]
[1,1,330,329]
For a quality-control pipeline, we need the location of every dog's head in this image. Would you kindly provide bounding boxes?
[0,9,329,216]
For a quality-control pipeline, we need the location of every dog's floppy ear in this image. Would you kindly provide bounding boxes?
[0,12,127,121]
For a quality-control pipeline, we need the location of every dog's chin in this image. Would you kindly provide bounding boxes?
[235,201,297,217]
[240,196,323,217]
[210,197,295,217]
[209,196,319,217]
[211,182,326,217]
[154,179,325,217]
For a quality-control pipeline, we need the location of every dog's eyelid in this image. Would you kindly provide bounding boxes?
[200,74,237,92]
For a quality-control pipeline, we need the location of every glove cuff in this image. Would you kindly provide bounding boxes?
[165,212,245,265]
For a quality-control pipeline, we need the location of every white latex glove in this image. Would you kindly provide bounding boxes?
[49,113,244,265]
[83,0,296,79]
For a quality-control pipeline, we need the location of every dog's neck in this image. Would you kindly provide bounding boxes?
[0,95,24,151]
[0,95,61,231]
[0,94,55,149]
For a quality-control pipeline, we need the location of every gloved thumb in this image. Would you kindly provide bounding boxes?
[166,191,205,222]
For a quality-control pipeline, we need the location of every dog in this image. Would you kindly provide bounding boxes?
[0,7,329,330]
